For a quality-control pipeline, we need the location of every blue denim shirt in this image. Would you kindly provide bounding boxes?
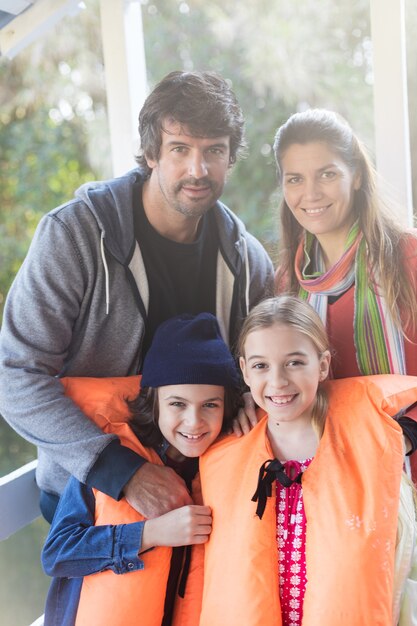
[42,476,146,626]
[42,439,171,626]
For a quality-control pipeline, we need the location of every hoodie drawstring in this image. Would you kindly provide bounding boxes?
[100,231,110,315]
[241,236,250,316]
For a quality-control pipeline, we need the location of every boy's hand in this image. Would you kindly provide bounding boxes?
[141,505,212,551]
[230,391,259,437]
[124,463,193,519]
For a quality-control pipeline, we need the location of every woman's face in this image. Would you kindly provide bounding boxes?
[281,141,361,246]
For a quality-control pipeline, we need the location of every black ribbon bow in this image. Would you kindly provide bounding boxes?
[251,458,302,519]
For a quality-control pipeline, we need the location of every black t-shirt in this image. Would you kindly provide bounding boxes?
[133,183,219,359]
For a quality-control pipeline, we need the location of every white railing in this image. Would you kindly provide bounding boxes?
[0,460,44,626]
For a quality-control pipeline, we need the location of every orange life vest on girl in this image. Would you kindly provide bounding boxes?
[60,376,202,626]
[199,374,417,626]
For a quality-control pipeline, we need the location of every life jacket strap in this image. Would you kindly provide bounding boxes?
[251,459,302,519]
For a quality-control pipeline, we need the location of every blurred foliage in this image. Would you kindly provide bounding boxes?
[0,420,36,476]
[0,517,49,626]
[140,0,374,258]
[0,108,97,316]
[0,1,416,622]
[0,2,107,325]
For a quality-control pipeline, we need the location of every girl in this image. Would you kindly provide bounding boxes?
[198,296,417,626]
[272,109,417,476]
[41,312,241,626]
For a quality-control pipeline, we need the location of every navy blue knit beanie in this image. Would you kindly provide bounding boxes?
[141,313,239,389]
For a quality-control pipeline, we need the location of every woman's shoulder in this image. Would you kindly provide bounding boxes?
[274,266,289,293]
[399,231,417,288]
[401,230,417,260]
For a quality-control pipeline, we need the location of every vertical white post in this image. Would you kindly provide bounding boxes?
[99,0,148,176]
[370,0,413,226]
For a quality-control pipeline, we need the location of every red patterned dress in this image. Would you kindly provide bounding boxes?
[276,458,313,626]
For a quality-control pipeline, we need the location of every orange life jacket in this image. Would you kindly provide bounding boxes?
[60,376,201,626]
[199,374,417,626]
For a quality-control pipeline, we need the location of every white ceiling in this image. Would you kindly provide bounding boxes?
[0,1,34,29]
[0,0,82,58]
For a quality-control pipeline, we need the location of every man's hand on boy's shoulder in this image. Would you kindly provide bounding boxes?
[230,391,260,437]
[124,463,193,518]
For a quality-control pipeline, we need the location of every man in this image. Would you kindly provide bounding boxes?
[0,71,273,522]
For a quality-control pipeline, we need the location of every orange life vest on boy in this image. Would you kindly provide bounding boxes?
[199,374,417,626]
[60,376,202,626]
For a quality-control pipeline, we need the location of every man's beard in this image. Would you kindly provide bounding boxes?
[170,177,221,217]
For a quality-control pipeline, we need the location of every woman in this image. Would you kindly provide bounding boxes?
[273,109,417,474]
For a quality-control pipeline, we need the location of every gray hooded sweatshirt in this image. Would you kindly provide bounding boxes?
[0,169,274,497]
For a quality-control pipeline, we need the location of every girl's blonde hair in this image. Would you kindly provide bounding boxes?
[273,108,417,334]
[238,295,330,438]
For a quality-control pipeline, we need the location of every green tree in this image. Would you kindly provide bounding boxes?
[141,0,373,252]
[0,0,109,323]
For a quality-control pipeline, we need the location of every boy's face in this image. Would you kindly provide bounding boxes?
[157,384,225,458]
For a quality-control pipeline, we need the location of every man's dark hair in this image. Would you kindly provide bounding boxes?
[136,70,246,176]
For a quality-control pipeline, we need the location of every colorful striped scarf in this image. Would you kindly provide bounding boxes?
[294,223,406,375]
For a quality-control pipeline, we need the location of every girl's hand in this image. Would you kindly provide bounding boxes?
[141,505,212,551]
[230,391,259,437]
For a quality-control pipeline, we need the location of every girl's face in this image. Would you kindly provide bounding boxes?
[157,384,225,458]
[281,141,361,246]
[240,323,330,425]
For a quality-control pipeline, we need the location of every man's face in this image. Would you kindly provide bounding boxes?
[146,118,231,220]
